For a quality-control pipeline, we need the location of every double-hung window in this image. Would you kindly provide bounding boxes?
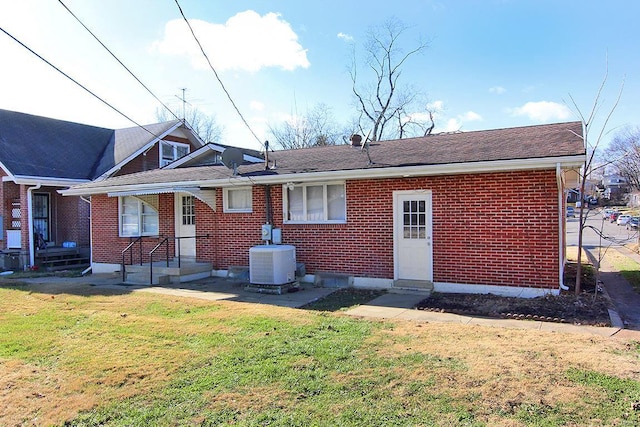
[119,196,159,237]
[223,187,252,213]
[160,141,190,167]
[284,182,346,223]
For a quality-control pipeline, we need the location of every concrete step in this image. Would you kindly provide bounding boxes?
[393,279,434,291]
[125,272,170,285]
[123,261,212,285]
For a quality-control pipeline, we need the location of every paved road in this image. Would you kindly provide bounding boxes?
[566,208,639,249]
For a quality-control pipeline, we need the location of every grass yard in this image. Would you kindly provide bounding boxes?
[1,281,639,426]
[604,249,640,293]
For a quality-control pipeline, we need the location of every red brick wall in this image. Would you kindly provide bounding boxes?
[91,193,176,264]
[91,170,560,289]
[54,194,91,247]
[2,182,20,247]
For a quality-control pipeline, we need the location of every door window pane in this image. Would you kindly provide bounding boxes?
[403,198,426,239]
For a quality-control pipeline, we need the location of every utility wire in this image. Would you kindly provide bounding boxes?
[173,0,264,148]
[57,0,181,122]
[0,26,171,144]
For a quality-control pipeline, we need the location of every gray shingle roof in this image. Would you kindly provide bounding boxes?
[0,109,182,180]
[0,109,114,180]
[65,121,585,193]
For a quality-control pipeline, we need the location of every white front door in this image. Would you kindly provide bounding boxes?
[175,193,196,261]
[394,191,433,281]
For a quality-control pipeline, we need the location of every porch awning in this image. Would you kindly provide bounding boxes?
[107,187,216,210]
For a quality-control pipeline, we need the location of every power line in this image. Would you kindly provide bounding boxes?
[57,0,181,122]
[0,25,167,142]
[172,0,265,148]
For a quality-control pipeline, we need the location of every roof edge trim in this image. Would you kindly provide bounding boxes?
[61,154,586,197]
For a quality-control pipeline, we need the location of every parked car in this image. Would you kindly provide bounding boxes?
[626,217,639,230]
[617,214,632,226]
[566,207,575,218]
[610,211,620,222]
[603,208,615,219]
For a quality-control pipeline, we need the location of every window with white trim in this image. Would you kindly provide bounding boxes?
[119,196,159,237]
[160,141,190,167]
[284,182,346,223]
[223,187,252,213]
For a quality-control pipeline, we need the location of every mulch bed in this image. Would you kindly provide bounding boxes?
[415,291,612,326]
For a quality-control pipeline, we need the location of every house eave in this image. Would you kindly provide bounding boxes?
[60,154,586,197]
[5,175,90,187]
[95,121,190,181]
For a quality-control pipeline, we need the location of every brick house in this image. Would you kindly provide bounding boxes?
[0,109,208,270]
[62,121,585,296]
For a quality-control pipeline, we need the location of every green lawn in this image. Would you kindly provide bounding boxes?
[1,281,639,426]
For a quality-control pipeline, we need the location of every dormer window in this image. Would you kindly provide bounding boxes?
[160,141,190,167]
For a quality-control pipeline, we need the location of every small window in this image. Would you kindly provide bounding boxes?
[119,196,159,237]
[160,141,190,167]
[182,195,195,225]
[223,187,252,213]
[283,182,346,223]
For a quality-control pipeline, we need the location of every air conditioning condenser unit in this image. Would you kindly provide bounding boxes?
[249,245,296,285]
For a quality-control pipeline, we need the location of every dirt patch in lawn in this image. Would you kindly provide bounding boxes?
[416,260,612,326]
[415,292,612,326]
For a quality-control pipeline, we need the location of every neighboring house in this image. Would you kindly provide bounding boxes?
[0,109,209,270]
[628,191,640,208]
[602,174,629,202]
[62,121,585,297]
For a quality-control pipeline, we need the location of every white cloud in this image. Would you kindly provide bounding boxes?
[444,118,462,132]
[426,100,444,111]
[337,32,354,42]
[250,101,265,111]
[489,86,506,94]
[461,111,482,121]
[406,103,481,133]
[152,10,310,72]
[511,101,573,122]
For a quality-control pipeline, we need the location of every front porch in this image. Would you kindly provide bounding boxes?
[1,246,90,272]
[122,260,213,285]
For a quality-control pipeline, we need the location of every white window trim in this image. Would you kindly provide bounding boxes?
[160,140,190,167]
[118,196,159,237]
[282,181,347,224]
[223,187,253,213]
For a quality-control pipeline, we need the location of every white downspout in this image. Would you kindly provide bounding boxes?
[80,196,92,276]
[27,183,42,267]
[556,164,569,291]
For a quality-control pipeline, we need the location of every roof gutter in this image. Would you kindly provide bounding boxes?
[7,176,89,187]
[60,154,586,197]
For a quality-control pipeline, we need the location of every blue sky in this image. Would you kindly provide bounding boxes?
[0,0,637,150]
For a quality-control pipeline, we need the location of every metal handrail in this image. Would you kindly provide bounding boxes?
[148,234,210,284]
[121,236,144,282]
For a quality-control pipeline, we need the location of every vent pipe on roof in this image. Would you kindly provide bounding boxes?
[350,134,362,147]
[264,140,270,170]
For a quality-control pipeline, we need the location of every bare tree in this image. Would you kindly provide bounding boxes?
[569,65,624,294]
[604,126,640,190]
[350,18,431,142]
[269,103,341,149]
[156,106,223,143]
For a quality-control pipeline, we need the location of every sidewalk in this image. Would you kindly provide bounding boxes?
[344,293,640,339]
[584,246,640,330]
[12,272,640,339]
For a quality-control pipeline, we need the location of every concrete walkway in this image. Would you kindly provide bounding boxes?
[11,273,640,339]
[344,293,640,339]
[583,246,640,330]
